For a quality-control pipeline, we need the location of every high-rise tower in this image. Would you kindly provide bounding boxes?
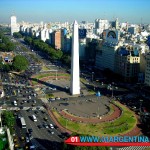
[70,20,80,95]
[10,15,19,36]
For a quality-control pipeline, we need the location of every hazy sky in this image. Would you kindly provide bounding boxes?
[0,0,149,24]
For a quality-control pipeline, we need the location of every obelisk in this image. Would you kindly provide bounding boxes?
[70,20,80,95]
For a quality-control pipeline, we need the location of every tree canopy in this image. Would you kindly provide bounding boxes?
[24,36,63,61]
[13,32,22,38]
[0,32,16,52]
[12,55,29,71]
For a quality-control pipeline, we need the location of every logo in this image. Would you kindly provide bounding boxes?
[79,29,87,39]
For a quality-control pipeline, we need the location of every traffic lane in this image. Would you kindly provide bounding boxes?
[26,109,62,141]
[13,111,27,149]
[21,109,61,141]
[21,110,62,149]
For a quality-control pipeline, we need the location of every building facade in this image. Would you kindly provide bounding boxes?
[10,16,20,35]
[51,30,61,50]
[145,54,150,86]
[115,47,140,82]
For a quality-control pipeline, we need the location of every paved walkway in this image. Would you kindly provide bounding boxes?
[60,104,121,123]
[46,101,142,136]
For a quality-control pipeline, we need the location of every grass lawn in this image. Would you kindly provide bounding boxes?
[46,93,54,99]
[53,101,137,136]
[42,66,50,71]
[0,134,8,150]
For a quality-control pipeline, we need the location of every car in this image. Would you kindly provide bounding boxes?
[20,106,23,109]
[26,137,30,143]
[27,108,32,112]
[37,125,43,129]
[49,124,54,129]
[32,104,35,107]
[34,110,39,114]
[43,123,49,128]
[55,97,60,100]
[41,110,45,114]
[33,100,36,103]
[44,117,48,121]
[58,134,65,139]
[28,128,33,133]
[13,137,18,142]
[17,114,22,119]
[13,100,17,106]
[21,136,25,141]
[51,131,54,134]
[49,98,55,101]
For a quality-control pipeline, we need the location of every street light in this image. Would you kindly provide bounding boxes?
[91,72,94,82]
[65,119,68,132]
[55,70,58,80]
[140,99,143,114]
[107,84,114,98]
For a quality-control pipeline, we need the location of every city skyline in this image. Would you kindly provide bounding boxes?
[0,0,150,24]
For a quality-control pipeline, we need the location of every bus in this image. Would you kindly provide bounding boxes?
[20,117,26,128]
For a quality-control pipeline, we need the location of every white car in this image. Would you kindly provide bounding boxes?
[55,97,60,100]
[13,101,17,106]
[51,131,54,134]
[26,137,30,143]
[50,98,55,101]
[50,124,54,129]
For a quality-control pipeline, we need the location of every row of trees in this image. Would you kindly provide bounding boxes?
[13,32,23,38]
[2,111,15,134]
[24,36,63,60]
[0,31,16,52]
[0,55,29,72]
[23,35,71,66]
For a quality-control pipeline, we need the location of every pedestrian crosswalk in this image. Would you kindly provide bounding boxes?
[6,106,45,110]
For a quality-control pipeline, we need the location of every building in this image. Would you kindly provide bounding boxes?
[51,30,61,49]
[94,19,109,35]
[115,46,140,82]
[10,15,20,36]
[112,18,119,29]
[145,54,150,86]
[95,29,120,71]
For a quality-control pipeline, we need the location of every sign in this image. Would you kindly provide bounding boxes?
[79,29,87,39]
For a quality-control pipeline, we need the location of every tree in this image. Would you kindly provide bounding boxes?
[2,111,15,128]
[12,55,29,72]
[13,32,22,38]
[2,64,11,72]
[61,54,71,66]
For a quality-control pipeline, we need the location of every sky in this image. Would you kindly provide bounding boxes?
[0,0,149,24]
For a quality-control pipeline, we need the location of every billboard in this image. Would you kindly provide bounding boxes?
[79,29,87,39]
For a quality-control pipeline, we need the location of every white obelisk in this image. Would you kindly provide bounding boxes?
[70,20,80,95]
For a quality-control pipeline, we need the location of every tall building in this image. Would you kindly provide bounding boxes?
[70,21,80,95]
[10,15,20,36]
[51,30,61,49]
[94,19,109,35]
[115,46,140,82]
[112,18,119,29]
[95,29,120,71]
[145,54,150,86]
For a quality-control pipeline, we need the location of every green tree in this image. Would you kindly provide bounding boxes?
[2,64,11,72]
[2,111,15,128]
[12,55,29,72]
[13,32,22,38]
[61,54,71,66]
